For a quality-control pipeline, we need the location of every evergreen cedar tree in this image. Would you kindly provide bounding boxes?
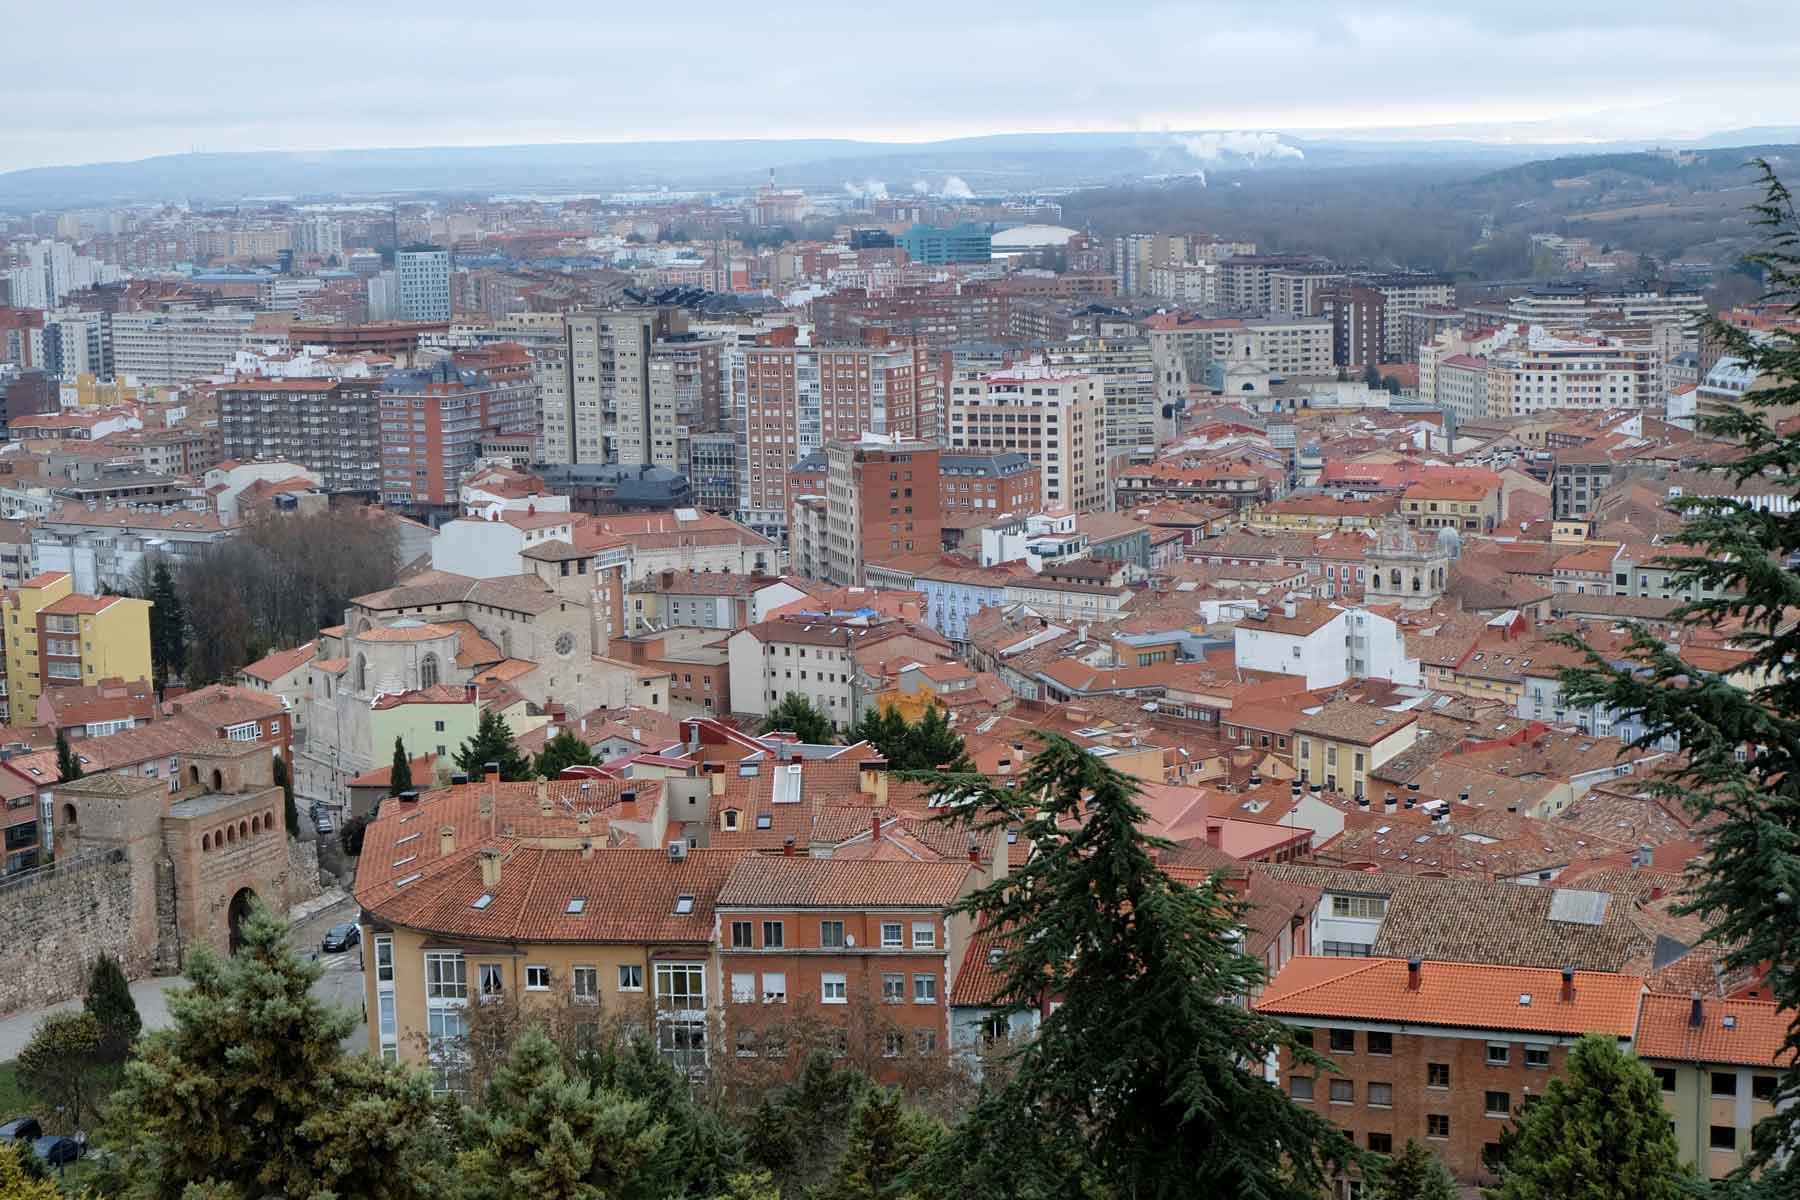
[533,728,597,780]
[456,1027,668,1200]
[813,1086,945,1200]
[389,735,414,796]
[1558,161,1800,1187]
[85,951,143,1064]
[848,704,973,771]
[103,898,449,1199]
[273,752,298,837]
[910,732,1358,1200]
[760,693,835,746]
[1481,1034,1684,1200]
[55,728,82,782]
[455,708,534,781]
[148,558,187,688]
[1367,1139,1456,1200]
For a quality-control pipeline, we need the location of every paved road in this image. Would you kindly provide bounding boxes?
[0,891,368,1061]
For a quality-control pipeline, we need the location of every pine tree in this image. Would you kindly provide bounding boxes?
[1368,1139,1456,1200]
[814,1087,945,1200]
[533,728,597,780]
[16,1011,106,1132]
[457,1027,668,1200]
[454,709,533,781]
[1484,1035,1684,1200]
[273,752,298,837]
[148,558,186,688]
[1556,162,1800,1184]
[83,952,142,1065]
[760,692,836,745]
[905,705,971,772]
[579,1028,746,1200]
[103,899,446,1199]
[743,1052,866,1196]
[848,704,910,761]
[912,733,1357,1200]
[390,735,415,796]
[849,704,972,771]
[54,729,82,783]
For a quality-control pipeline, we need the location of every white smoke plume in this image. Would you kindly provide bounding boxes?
[911,179,931,195]
[1174,131,1303,163]
[842,179,889,200]
[940,175,975,200]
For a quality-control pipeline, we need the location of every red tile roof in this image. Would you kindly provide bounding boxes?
[1255,956,1643,1036]
[717,856,974,909]
[1635,993,1793,1067]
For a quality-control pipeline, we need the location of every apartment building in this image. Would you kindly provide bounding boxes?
[821,435,941,586]
[378,360,537,510]
[939,452,1040,516]
[1352,273,1456,359]
[1492,328,1664,415]
[1042,336,1159,452]
[354,778,741,1087]
[217,377,383,493]
[1,571,152,725]
[1636,993,1789,1180]
[947,362,1109,513]
[395,245,452,323]
[1269,266,1347,318]
[1316,285,1385,369]
[725,619,864,730]
[1291,700,1420,799]
[738,343,939,537]
[1257,956,1646,1187]
[717,855,975,1078]
[111,309,263,385]
[1217,255,1334,312]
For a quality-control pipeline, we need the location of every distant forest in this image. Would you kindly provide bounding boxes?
[1057,150,1786,282]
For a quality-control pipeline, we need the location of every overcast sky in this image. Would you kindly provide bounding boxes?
[5,0,1797,171]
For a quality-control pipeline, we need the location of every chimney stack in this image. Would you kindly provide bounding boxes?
[1205,822,1224,850]
[580,837,593,860]
[478,848,502,889]
[1560,966,1575,1004]
[438,825,455,857]
[783,836,796,857]
[1689,990,1704,1029]
[871,813,882,843]
[1384,792,1397,814]
[618,789,637,821]
[1407,957,1422,991]
[576,810,592,836]
[537,781,551,815]
[399,789,419,805]
[968,841,981,863]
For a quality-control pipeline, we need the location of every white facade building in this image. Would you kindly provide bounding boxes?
[1233,599,1421,689]
[395,247,451,322]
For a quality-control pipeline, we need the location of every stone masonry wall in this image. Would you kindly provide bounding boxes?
[0,852,143,1015]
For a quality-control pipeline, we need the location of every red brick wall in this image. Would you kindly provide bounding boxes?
[1277,1025,1573,1184]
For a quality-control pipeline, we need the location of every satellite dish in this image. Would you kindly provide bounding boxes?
[844,934,856,947]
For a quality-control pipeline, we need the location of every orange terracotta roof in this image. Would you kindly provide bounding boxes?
[1255,956,1643,1036]
[717,856,974,909]
[1635,993,1793,1067]
[239,641,317,683]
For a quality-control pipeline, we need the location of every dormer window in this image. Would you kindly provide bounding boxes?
[722,808,740,832]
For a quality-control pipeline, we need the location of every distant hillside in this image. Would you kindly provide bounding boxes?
[0,130,1743,209]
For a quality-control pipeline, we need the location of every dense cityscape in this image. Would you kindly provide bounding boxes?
[2,11,1800,1196]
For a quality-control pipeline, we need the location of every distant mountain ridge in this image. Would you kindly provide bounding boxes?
[1,126,1796,208]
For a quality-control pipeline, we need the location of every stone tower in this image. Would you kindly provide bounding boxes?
[1366,514,1450,609]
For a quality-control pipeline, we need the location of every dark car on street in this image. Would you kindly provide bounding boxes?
[0,1118,40,1142]
[321,922,361,953]
[32,1135,82,1166]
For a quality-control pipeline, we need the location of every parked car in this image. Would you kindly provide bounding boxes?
[321,923,360,953]
[0,1117,41,1142]
[316,814,335,835]
[32,1135,82,1167]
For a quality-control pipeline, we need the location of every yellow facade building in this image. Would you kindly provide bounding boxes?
[2,572,153,725]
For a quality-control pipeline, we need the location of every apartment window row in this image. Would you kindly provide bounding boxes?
[727,918,936,950]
